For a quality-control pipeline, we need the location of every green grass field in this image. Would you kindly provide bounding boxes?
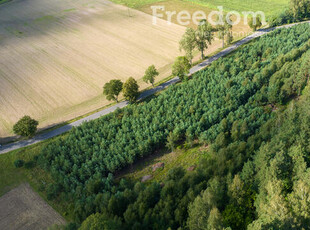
[110,0,164,8]
[117,144,208,182]
[190,0,289,16]
[111,0,289,17]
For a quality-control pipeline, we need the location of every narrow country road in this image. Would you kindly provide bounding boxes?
[0,21,309,154]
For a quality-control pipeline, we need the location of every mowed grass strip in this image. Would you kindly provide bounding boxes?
[0,0,185,138]
[189,0,289,17]
[110,0,164,8]
[110,0,289,17]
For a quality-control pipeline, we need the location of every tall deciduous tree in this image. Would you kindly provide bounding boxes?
[166,131,179,151]
[79,213,122,230]
[249,180,291,229]
[143,65,159,87]
[291,0,310,20]
[103,79,123,102]
[179,28,196,65]
[123,77,139,103]
[195,19,214,60]
[13,115,38,137]
[187,178,225,230]
[248,16,262,31]
[172,56,191,81]
[216,14,233,48]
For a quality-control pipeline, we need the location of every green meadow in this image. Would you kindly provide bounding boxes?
[111,0,289,17]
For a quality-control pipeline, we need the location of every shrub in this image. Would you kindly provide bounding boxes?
[24,160,35,169]
[14,159,24,168]
[13,115,38,137]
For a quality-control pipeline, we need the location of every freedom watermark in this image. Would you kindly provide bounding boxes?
[151,6,266,26]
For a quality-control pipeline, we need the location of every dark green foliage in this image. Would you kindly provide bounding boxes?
[103,80,123,102]
[47,183,62,200]
[172,56,191,81]
[24,160,35,169]
[14,159,24,168]
[246,90,310,229]
[222,175,256,229]
[64,223,79,230]
[269,0,310,26]
[122,77,139,103]
[37,24,310,229]
[165,131,180,151]
[13,115,38,137]
[291,0,310,20]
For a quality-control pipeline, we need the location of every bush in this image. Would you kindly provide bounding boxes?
[47,184,62,200]
[14,159,24,168]
[24,160,35,169]
[64,223,79,230]
[13,115,39,137]
[269,10,294,27]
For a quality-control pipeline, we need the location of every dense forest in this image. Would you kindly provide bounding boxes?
[38,24,310,229]
[270,0,310,26]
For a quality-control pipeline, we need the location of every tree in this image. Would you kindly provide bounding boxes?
[166,131,179,151]
[187,178,225,230]
[216,14,233,48]
[103,80,123,102]
[249,180,290,228]
[79,213,122,230]
[122,77,139,103]
[223,175,255,229]
[13,115,38,137]
[172,56,191,81]
[248,16,262,31]
[227,31,233,46]
[195,19,214,59]
[179,28,196,65]
[14,159,24,168]
[143,65,159,87]
[289,179,310,228]
[208,208,225,230]
[291,0,310,20]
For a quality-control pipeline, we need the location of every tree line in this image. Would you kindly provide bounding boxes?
[270,0,310,26]
[103,18,237,102]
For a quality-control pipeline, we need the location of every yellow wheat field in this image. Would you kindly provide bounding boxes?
[0,0,186,138]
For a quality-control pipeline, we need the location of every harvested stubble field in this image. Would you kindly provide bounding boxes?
[0,0,185,138]
[0,183,66,230]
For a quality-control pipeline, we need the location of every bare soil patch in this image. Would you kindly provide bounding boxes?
[0,183,65,230]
